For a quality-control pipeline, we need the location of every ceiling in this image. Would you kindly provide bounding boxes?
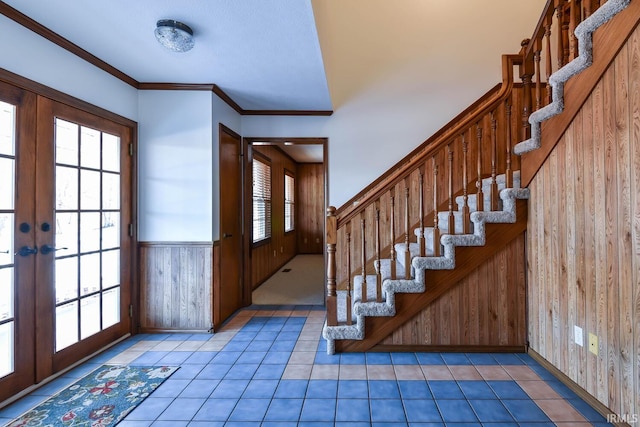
[1,0,333,111]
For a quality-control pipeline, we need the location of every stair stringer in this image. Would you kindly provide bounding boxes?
[514,0,631,156]
[323,188,529,355]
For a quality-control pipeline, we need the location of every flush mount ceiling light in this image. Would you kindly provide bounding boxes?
[155,19,194,53]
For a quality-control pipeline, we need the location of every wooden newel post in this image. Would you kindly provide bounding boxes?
[326,206,338,326]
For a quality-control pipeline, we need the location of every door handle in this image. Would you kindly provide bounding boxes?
[40,244,67,255]
[223,233,233,239]
[15,246,38,256]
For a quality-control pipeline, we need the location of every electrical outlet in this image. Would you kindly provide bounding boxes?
[589,333,598,355]
[280,246,283,253]
[315,238,320,243]
[273,250,276,257]
[574,326,583,347]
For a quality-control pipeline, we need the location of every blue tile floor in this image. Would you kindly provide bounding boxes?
[0,306,613,426]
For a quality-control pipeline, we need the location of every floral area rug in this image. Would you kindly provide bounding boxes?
[8,365,178,426]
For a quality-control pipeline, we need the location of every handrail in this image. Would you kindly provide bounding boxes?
[336,53,524,228]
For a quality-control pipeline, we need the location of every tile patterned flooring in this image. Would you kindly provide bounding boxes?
[0,306,613,426]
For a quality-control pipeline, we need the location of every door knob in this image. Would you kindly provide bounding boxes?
[40,244,67,255]
[223,233,233,239]
[15,246,38,256]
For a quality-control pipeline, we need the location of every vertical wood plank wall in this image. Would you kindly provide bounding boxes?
[297,163,325,254]
[526,26,639,417]
[139,242,213,332]
[251,146,298,289]
[379,233,526,347]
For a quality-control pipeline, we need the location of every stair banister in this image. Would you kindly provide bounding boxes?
[505,100,514,189]
[346,221,352,325]
[326,206,338,326]
[418,165,426,257]
[475,124,484,212]
[360,211,368,302]
[335,52,523,227]
[461,133,471,234]
[389,188,397,279]
[447,143,455,233]
[432,156,440,256]
[403,179,411,279]
[375,200,382,302]
[490,112,499,211]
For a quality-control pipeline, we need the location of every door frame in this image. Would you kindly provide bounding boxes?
[242,137,328,306]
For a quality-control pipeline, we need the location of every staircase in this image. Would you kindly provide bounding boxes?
[323,0,633,354]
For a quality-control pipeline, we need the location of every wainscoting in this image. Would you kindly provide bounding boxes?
[138,242,214,332]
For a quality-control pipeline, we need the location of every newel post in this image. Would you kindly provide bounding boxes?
[326,206,338,326]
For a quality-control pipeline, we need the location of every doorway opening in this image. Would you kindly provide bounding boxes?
[243,138,327,307]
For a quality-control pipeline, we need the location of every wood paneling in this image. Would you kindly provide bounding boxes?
[139,242,213,332]
[526,25,640,417]
[250,146,298,289]
[377,233,526,348]
[297,163,324,254]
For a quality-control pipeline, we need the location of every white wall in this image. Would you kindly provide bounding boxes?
[137,91,213,241]
[211,94,242,240]
[0,15,138,120]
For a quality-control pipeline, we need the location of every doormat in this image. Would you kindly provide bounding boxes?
[7,364,178,426]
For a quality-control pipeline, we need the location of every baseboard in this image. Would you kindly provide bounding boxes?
[369,344,527,353]
[527,348,629,427]
[138,327,212,334]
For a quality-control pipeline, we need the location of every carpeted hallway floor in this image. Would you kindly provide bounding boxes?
[252,254,324,306]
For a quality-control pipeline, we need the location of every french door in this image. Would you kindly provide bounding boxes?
[0,84,133,403]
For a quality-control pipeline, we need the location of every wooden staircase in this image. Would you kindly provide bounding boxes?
[322,0,634,354]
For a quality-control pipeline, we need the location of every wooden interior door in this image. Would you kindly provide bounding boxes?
[217,125,243,327]
[0,82,37,403]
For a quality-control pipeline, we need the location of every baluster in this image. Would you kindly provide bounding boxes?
[418,165,426,256]
[490,112,499,211]
[326,207,337,326]
[447,143,455,235]
[375,200,382,303]
[346,221,352,325]
[360,211,367,303]
[505,100,514,188]
[545,15,553,104]
[461,132,471,234]
[555,0,565,68]
[432,156,441,256]
[389,188,397,279]
[569,0,580,60]
[404,179,411,279]
[520,39,533,142]
[476,124,485,212]
[534,38,542,111]
[561,2,571,65]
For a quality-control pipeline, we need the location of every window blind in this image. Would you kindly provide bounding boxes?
[284,173,295,232]
[252,157,271,242]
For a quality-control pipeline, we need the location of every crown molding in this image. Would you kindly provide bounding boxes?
[0,2,139,88]
[0,3,333,116]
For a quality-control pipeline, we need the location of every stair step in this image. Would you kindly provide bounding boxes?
[456,171,521,212]
[375,258,410,280]
[353,274,384,303]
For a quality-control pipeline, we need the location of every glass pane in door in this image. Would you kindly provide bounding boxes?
[54,118,122,351]
[0,101,15,378]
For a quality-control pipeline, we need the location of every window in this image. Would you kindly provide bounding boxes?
[252,156,271,242]
[284,172,295,232]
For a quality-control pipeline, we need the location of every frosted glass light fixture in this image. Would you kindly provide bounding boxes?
[155,20,195,52]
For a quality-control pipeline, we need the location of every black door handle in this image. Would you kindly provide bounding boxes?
[15,246,38,256]
[40,244,67,255]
